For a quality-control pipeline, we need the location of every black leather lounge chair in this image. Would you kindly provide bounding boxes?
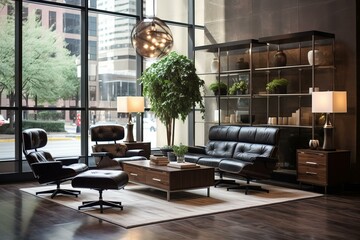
[22,128,88,198]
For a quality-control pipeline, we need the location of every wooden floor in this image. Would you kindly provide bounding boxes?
[0,181,359,240]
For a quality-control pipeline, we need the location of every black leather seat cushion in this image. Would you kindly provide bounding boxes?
[72,170,129,190]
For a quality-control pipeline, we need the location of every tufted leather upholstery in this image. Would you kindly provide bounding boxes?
[185,125,280,193]
[90,124,147,169]
[22,128,88,198]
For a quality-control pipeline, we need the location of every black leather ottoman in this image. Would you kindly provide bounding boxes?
[72,170,129,213]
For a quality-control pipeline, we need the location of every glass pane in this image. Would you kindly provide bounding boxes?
[0,3,16,174]
[22,110,81,159]
[0,110,16,174]
[153,0,188,23]
[91,12,137,108]
[22,3,81,108]
[90,0,136,14]
[40,0,83,7]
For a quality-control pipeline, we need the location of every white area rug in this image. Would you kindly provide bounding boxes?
[21,182,321,228]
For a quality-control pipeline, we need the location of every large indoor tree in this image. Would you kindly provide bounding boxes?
[140,51,205,146]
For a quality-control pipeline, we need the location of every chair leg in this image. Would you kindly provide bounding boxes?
[227,179,269,195]
[214,171,237,187]
[36,183,80,198]
[78,189,123,213]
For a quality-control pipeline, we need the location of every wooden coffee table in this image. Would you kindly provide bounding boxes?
[122,160,214,200]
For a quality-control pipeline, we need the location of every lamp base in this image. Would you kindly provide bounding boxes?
[322,125,334,151]
[125,123,135,142]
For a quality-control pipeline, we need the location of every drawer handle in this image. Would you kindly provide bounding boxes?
[306,171,318,175]
[152,178,161,182]
[130,173,138,176]
[305,161,318,165]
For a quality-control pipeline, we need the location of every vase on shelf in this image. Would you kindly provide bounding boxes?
[237,58,249,70]
[211,57,219,73]
[309,139,320,150]
[274,50,287,67]
[307,50,325,65]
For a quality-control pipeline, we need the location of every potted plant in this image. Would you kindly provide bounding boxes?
[266,78,288,94]
[228,80,248,95]
[140,51,205,146]
[172,143,188,163]
[209,81,227,95]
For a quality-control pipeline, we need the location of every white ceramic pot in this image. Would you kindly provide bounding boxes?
[211,58,219,73]
[307,50,324,65]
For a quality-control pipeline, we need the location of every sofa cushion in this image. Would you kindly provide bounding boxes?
[232,143,276,161]
[197,157,224,168]
[205,141,237,158]
[184,153,208,163]
[92,143,128,158]
[238,127,279,145]
[218,159,252,174]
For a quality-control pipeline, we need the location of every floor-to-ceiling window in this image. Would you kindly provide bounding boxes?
[0,0,200,180]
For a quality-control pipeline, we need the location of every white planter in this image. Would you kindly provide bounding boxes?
[307,50,324,65]
[214,109,225,122]
[211,58,219,73]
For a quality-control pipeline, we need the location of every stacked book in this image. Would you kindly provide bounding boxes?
[150,155,169,166]
[167,162,200,169]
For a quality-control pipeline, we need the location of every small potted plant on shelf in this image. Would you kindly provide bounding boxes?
[228,80,248,95]
[209,81,228,95]
[266,78,288,94]
[172,143,188,163]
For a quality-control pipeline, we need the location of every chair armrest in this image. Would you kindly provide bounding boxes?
[187,146,206,154]
[91,152,113,158]
[126,149,144,157]
[54,156,87,165]
[31,161,63,174]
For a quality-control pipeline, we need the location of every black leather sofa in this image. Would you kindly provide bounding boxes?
[185,125,280,194]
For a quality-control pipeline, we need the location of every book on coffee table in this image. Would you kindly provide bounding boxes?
[167,162,200,169]
[150,155,169,166]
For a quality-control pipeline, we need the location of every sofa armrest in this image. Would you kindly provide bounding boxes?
[187,145,206,154]
[92,152,113,158]
[255,156,278,169]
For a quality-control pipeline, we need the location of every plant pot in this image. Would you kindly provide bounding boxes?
[167,152,177,162]
[176,156,184,163]
[213,88,227,95]
[273,85,287,94]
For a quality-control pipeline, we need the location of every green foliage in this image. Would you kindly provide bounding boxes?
[22,120,65,132]
[266,78,288,93]
[228,80,247,95]
[37,111,63,121]
[0,11,78,110]
[140,51,205,146]
[209,81,227,94]
[172,143,188,157]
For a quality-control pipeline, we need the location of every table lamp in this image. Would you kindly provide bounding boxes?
[312,91,347,150]
[117,96,144,142]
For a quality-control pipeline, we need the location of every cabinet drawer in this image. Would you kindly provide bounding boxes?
[297,151,326,165]
[297,165,326,185]
[145,170,169,189]
[297,151,327,185]
[123,165,146,182]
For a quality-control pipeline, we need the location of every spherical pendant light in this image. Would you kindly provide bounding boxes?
[131,17,173,59]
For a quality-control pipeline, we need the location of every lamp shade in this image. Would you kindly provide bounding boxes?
[131,17,173,59]
[312,91,347,113]
[117,96,144,113]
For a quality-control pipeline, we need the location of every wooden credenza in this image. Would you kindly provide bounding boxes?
[297,149,350,193]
